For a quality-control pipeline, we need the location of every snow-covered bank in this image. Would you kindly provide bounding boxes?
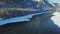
[52,12,60,15]
[0,12,47,25]
[51,12,60,27]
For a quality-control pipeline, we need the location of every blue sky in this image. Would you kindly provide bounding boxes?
[49,0,60,3]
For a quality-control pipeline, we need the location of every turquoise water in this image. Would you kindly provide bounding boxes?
[0,12,47,25]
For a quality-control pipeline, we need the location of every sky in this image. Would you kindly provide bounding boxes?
[49,0,60,3]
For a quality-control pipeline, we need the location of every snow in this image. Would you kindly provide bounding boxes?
[44,0,55,7]
[51,13,60,27]
[0,12,47,25]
